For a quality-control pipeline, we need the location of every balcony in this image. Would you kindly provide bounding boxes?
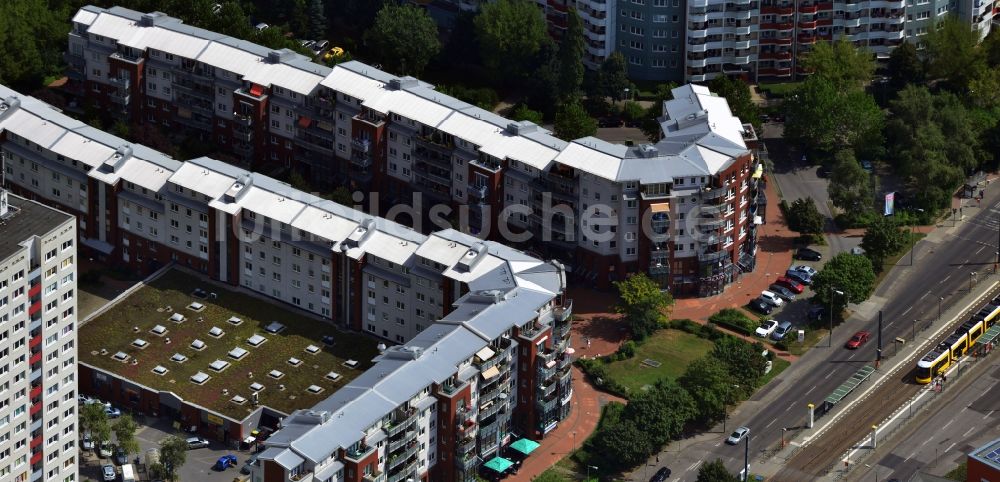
[699,250,729,262]
[234,129,252,143]
[345,443,375,461]
[387,460,418,482]
[387,443,418,469]
[386,408,417,436]
[351,138,371,153]
[799,3,819,13]
[233,113,253,126]
[760,5,794,14]
[455,454,480,471]
[554,299,573,322]
[457,436,476,454]
[110,51,143,64]
[759,37,793,45]
[759,22,794,30]
[109,90,130,105]
[387,428,417,452]
[108,76,131,89]
[468,184,488,200]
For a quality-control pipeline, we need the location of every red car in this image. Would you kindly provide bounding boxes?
[845,330,870,349]
[775,276,804,294]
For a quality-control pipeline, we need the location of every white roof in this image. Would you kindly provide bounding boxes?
[290,205,359,246]
[364,90,453,128]
[50,131,115,168]
[72,8,99,25]
[3,110,67,149]
[240,187,306,225]
[356,230,417,266]
[169,161,243,198]
[553,140,625,181]
[320,65,387,102]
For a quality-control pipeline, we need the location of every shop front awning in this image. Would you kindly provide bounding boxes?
[475,346,496,362]
[650,202,670,213]
[752,163,764,179]
[483,456,514,473]
[249,84,265,97]
[298,116,312,128]
[509,438,540,455]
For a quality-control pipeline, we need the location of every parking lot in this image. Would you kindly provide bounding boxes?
[80,415,256,482]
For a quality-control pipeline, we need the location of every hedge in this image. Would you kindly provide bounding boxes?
[707,308,758,336]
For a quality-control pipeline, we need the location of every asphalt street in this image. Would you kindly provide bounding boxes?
[851,361,1000,481]
[657,180,1000,481]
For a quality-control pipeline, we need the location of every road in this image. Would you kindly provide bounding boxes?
[850,360,1000,481]
[656,181,1000,481]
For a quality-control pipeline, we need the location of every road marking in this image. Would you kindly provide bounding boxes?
[920,292,930,301]
[824,371,834,380]
[940,274,953,284]
[848,352,856,360]
[976,246,987,255]
[687,461,701,472]
[965,427,976,437]
[805,385,817,396]
[982,387,992,397]
[942,419,954,430]
[983,410,994,420]
[945,442,957,453]
[920,439,931,448]
[902,306,913,316]
[765,419,776,429]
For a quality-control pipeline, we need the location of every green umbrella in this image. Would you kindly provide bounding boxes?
[483,456,514,472]
[509,438,540,455]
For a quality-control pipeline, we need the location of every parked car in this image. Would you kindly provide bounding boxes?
[99,441,113,458]
[851,246,865,255]
[726,426,751,445]
[785,269,812,285]
[760,290,784,307]
[254,23,269,31]
[82,432,94,451]
[114,446,127,465]
[650,467,672,482]
[771,321,794,341]
[860,159,873,172]
[768,284,797,302]
[792,265,819,277]
[755,319,779,338]
[214,454,238,470]
[241,455,259,475]
[311,40,329,54]
[299,39,315,49]
[186,437,210,449]
[211,3,221,14]
[795,248,822,261]
[105,406,121,418]
[808,305,826,322]
[748,298,774,315]
[597,117,624,127]
[845,330,871,349]
[102,464,116,481]
[775,276,804,294]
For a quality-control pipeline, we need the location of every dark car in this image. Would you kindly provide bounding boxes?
[768,284,797,302]
[795,248,822,261]
[113,446,127,465]
[817,166,831,178]
[650,467,672,482]
[808,305,826,322]
[785,269,812,286]
[748,297,774,315]
[845,330,871,349]
[598,117,624,128]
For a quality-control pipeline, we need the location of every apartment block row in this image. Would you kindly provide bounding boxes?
[0,82,571,482]
[426,0,995,82]
[66,5,763,297]
[0,189,79,482]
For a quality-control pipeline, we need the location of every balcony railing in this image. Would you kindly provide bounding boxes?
[351,138,371,153]
[233,113,253,126]
[345,444,375,461]
[554,299,573,322]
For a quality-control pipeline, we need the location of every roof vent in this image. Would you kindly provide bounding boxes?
[639,144,659,158]
[267,49,296,64]
[223,174,253,203]
[455,242,488,272]
[388,77,419,91]
[506,121,538,136]
[99,145,133,174]
[0,96,20,122]
[344,218,376,248]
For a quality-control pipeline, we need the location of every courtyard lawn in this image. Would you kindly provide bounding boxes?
[604,329,715,393]
[80,269,380,420]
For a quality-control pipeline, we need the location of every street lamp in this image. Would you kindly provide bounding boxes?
[723,384,740,432]
[971,271,977,291]
[586,465,598,481]
[828,287,844,346]
[938,296,944,321]
[910,208,924,265]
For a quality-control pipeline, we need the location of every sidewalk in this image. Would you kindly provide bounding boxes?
[509,367,625,482]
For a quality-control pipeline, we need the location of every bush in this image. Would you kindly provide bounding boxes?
[708,308,757,336]
[575,358,629,398]
[615,340,637,360]
[437,84,499,110]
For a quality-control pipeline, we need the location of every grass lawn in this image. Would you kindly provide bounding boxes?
[761,357,791,386]
[758,82,802,98]
[875,233,927,288]
[80,269,380,420]
[604,329,715,393]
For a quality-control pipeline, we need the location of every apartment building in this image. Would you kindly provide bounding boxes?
[0,84,573,482]
[0,188,79,482]
[63,6,760,296]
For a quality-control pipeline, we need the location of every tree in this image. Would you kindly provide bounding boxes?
[325,186,356,207]
[364,4,440,75]
[784,75,884,156]
[112,414,141,464]
[696,459,740,482]
[800,38,875,90]
[861,215,907,272]
[0,0,70,89]
[678,356,736,424]
[599,52,633,102]
[811,253,876,315]
[640,83,676,142]
[475,0,550,82]
[205,1,253,40]
[785,198,824,235]
[510,104,544,124]
[828,149,874,216]
[554,100,598,141]
[592,418,653,469]
[81,403,112,458]
[625,378,696,446]
[709,76,761,133]
[307,0,327,40]
[557,8,585,100]
[924,16,986,93]
[886,42,924,92]
[712,336,768,393]
[622,101,645,124]
[613,273,673,340]
[983,28,1000,68]
[158,435,189,481]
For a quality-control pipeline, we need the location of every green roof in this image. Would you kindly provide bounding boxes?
[510,438,540,455]
[483,456,514,472]
[975,325,1000,347]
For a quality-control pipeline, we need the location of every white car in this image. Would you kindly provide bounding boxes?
[755,320,779,338]
[793,265,818,277]
[82,432,94,450]
[726,426,750,445]
[186,437,210,449]
[760,290,784,307]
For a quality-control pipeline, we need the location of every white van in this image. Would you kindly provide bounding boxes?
[144,448,160,469]
[120,464,135,482]
[760,290,784,307]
